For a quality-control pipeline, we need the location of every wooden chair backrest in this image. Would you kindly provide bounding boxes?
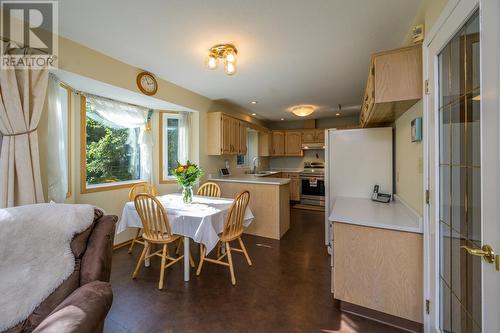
[222,191,250,240]
[197,182,221,198]
[133,194,172,241]
[129,183,158,201]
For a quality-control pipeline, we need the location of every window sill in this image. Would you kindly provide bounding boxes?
[81,179,146,194]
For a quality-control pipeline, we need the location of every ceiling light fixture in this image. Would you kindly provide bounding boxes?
[206,44,238,76]
[335,104,342,116]
[250,101,258,104]
[251,113,257,116]
[290,105,315,117]
[280,118,284,121]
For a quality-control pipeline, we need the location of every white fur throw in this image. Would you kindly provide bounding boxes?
[0,203,95,331]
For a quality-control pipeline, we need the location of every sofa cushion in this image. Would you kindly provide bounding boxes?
[32,281,113,333]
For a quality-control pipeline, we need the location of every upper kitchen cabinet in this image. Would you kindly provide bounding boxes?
[239,121,248,155]
[302,129,325,143]
[258,131,271,157]
[207,112,242,155]
[271,131,285,156]
[360,44,422,127]
[285,131,303,156]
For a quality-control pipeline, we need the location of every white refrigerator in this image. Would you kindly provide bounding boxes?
[324,127,393,252]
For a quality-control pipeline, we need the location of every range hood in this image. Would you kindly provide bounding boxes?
[302,142,325,150]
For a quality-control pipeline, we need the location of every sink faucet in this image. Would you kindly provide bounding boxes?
[252,157,260,174]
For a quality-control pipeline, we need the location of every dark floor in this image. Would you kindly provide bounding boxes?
[105,208,403,333]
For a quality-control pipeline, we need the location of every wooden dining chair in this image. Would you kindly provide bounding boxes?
[197,182,221,198]
[132,194,194,289]
[196,191,252,285]
[127,183,158,254]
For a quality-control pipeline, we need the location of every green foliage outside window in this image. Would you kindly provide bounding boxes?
[86,117,140,185]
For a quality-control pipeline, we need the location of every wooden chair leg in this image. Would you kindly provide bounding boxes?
[175,238,182,255]
[132,242,149,279]
[128,228,142,254]
[196,244,206,276]
[159,244,167,290]
[226,242,236,285]
[238,237,252,266]
[189,252,195,268]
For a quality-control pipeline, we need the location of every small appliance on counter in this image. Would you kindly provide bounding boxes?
[371,184,392,203]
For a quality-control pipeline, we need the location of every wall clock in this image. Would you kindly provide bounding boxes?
[136,71,158,96]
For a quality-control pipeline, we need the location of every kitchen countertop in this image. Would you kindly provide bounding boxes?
[209,174,291,185]
[328,195,422,234]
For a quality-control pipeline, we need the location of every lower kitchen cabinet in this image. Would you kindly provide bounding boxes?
[333,222,423,324]
[281,172,300,201]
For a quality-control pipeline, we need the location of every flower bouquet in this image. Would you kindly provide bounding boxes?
[172,161,204,204]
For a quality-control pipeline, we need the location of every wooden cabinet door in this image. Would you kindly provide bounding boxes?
[315,129,325,143]
[271,131,285,156]
[221,115,232,154]
[258,131,270,157]
[239,122,247,155]
[229,118,239,154]
[289,174,300,201]
[285,131,303,156]
[302,129,316,143]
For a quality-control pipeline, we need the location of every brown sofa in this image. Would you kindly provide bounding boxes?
[5,209,118,333]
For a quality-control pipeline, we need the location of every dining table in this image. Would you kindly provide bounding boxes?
[117,193,254,281]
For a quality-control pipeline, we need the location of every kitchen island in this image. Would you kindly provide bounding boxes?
[329,196,423,330]
[210,175,290,239]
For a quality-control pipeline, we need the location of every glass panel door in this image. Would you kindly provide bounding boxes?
[438,10,481,333]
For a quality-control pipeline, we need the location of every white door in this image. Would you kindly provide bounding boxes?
[424,0,500,332]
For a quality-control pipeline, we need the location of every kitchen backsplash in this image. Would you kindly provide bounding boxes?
[269,150,325,170]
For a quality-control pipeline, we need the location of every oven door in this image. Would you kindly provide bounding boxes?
[300,176,325,205]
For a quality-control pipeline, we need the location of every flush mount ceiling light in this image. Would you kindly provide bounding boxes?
[206,44,238,75]
[290,105,315,117]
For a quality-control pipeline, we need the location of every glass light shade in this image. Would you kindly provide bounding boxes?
[224,62,236,75]
[207,55,217,69]
[225,50,236,63]
[291,106,315,117]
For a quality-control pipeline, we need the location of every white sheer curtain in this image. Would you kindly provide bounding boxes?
[84,94,153,183]
[179,112,192,163]
[47,75,68,203]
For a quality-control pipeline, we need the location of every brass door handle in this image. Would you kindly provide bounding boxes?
[461,245,495,264]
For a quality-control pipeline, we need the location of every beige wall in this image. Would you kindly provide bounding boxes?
[394,0,448,214]
[37,35,259,244]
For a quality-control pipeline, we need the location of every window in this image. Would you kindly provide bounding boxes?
[80,95,149,192]
[159,111,191,183]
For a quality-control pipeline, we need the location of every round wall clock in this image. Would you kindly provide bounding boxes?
[136,71,158,96]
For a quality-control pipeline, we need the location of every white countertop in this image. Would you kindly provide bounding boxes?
[328,196,422,234]
[209,174,290,185]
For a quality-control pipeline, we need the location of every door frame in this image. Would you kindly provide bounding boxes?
[423,0,500,332]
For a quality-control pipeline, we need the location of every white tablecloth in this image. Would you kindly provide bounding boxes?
[118,193,254,253]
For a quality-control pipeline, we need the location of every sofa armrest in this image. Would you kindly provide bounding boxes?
[81,215,117,285]
[33,281,113,333]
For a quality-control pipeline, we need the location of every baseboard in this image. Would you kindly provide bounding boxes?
[113,239,132,250]
[338,300,423,333]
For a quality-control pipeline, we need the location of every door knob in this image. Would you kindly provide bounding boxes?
[461,244,495,264]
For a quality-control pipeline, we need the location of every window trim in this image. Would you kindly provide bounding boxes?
[158,111,180,184]
[79,95,146,194]
[60,83,72,198]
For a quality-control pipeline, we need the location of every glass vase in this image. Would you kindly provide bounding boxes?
[182,185,193,204]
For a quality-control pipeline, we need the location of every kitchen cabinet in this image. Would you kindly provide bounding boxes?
[302,129,324,144]
[258,131,271,157]
[207,112,242,155]
[282,172,300,201]
[239,121,247,155]
[333,222,423,323]
[284,131,303,156]
[271,131,285,156]
[360,44,422,127]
